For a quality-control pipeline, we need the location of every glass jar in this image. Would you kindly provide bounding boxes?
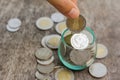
[58,27,97,70]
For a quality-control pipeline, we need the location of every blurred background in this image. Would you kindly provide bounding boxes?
[0,0,120,80]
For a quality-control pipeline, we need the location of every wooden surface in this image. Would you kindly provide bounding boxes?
[0,0,120,80]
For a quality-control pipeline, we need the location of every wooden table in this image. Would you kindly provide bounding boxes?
[0,0,120,80]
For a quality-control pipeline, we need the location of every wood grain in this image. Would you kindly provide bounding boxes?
[0,0,120,80]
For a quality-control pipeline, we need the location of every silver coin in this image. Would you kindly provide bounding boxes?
[37,63,55,74]
[8,18,21,29]
[43,76,52,80]
[86,58,95,67]
[81,30,93,44]
[51,12,65,23]
[35,48,53,60]
[71,33,89,50]
[37,56,54,65]
[89,63,107,78]
[35,71,44,80]
[6,25,20,32]
[70,49,91,65]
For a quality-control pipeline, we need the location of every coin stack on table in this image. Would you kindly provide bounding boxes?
[35,48,55,80]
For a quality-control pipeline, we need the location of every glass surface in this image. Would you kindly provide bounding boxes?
[58,27,97,70]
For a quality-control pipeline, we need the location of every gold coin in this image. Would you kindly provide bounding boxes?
[55,22,67,34]
[66,15,86,33]
[46,35,61,49]
[55,68,74,80]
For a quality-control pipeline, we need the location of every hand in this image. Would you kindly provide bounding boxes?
[47,0,80,18]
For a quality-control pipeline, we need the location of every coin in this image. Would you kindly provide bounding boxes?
[70,49,91,65]
[64,34,73,46]
[35,71,44,80]
[55,68,74,80]
[35,71,52,80]
[66,15,86,33]
[6,25,20,32]
[37,56,54,65]
[7,18,21,32]
[43,76,52,80]
[81,30,93,44]
[71,33,89,50]
[86,58,95,67]
[55,21,67,34]
[8,18,21,29]
[35,48,53,60]
[41,36,50,48]
[96,44,108,59]
[46,34,61,49]
[36,17,54,30]
[59,41,66,56]
[37,63,55,74]
[51,12,65,22]
[89,63,107,78]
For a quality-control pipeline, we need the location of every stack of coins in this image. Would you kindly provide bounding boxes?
[35,48,55,80]
[6,18,21,32]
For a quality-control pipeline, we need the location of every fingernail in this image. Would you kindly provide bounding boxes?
[68,8,79,18]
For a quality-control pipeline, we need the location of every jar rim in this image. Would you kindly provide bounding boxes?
[58,27,97,70]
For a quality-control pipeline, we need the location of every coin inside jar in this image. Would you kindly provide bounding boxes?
[70,49,91,65]
[66,15,86,33]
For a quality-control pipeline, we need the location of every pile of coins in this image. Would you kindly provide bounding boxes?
[35,12,108,79]
[34,48,75,80]
[35,48,55,80]
[34,12,75,80]
[6,18,21,32]
[6,12,109,79]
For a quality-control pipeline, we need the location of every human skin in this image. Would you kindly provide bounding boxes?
[47,0,80,18]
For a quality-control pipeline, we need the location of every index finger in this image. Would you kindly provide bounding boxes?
[47,0,80,18]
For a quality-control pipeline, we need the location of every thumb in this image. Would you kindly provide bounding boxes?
[47,0,80,18]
